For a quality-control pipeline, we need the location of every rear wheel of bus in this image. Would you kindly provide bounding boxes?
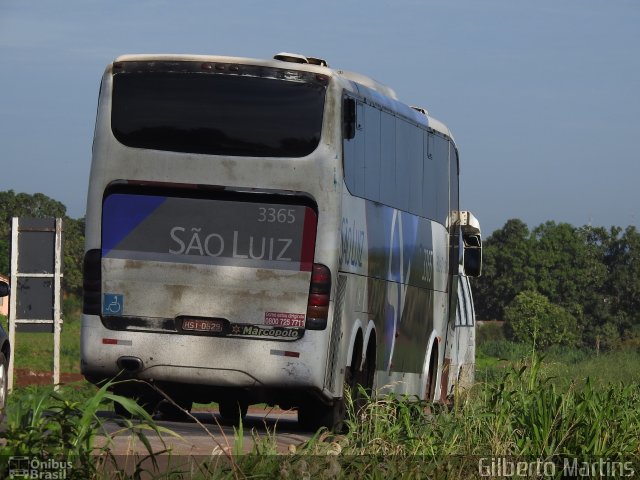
[112,383,161,418]
[298,339,374,432]
[157,397,194,421]
[219,398,249,425]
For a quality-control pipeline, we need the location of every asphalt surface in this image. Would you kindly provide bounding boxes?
[98,408,313,457]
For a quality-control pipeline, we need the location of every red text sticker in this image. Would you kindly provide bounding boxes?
[265,312,306,328]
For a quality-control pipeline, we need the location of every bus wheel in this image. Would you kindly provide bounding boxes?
[219,398,248,425]
[298,397,345,433]
[423,348,438,414]
[157,397,193,422]
[113,387,160,418]
[0,353,7,420]
[426,352,438,401]
[349,344,375,418]
[113,382,162,418]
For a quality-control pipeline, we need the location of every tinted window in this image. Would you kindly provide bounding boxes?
[364,106,381,200]
[342,96,454,225]
[422,132,437,220]
[433,135,450,224]
[112,65,326,157]
[450,146,460,221]
[379,111,396,206]
[395,119,411,212]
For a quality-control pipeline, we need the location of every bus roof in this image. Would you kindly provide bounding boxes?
[112,53,454,141]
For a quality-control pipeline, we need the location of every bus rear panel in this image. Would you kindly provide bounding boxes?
[82,57,339,409]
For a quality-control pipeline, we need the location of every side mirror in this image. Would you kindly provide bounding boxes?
[0,280,9,298]
[463,234,482,277]
[460,211,482,277]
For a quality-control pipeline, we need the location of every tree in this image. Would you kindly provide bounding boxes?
[0,190,84,295]
[0,238,8,277]
[473,219,536,320]
[530,222,606,311]
[504,290,578,349]
[0,190,67,237]
[592,226,640,347]
[62,217,85,296]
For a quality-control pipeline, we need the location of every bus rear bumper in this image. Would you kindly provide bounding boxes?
[81,314,326,394]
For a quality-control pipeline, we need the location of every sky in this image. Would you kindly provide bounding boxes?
[0,0,638,236]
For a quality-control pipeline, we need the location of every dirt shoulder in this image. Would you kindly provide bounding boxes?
[13,368,84,388]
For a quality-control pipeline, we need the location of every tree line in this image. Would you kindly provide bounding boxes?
[474,218,640,350]
[2,190,639,350]
[0,190,84,296]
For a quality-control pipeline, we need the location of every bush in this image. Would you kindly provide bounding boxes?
[544,345,590,364]
[477,339,530,360]
[476,321,506,345]
[63,294,82,323]
[504,291,578,349]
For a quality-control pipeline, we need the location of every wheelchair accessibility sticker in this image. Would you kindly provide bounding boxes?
[103,293,124,315]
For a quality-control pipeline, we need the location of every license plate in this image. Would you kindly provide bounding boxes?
[182,318,224,333]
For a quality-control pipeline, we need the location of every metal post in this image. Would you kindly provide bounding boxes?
[8,218,18,392]
[53,218,62,389]
[8,217,63,391]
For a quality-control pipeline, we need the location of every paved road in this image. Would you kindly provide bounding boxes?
[98,408,313,457]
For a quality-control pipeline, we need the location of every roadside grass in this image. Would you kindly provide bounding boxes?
[9,319,81,373]
[3,308,640,479]
[0,379,180,480]
[1,297,82,375]
[541,348,640,387]
[2,346,640,478]
[477,338,640,388]
[219,353,640,479]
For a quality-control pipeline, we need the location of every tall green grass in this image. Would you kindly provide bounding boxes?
[477,338,640,387]
[1,312,82,374]
[3,337,639,478]
[3,363,639,479]
[0,380,180,479]
[199,353,640,479]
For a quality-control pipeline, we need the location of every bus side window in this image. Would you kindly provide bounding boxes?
[364,105,381,201]
[433,134,450,225]
[449,143,461,269]
[343,97,356,140]
[343,99,366,197]
[379,111,396,207]
[408,121,423,216]
[343,126,357,193]
[395,119,410,212]
[422,132,436,220]
[343,98,357,194]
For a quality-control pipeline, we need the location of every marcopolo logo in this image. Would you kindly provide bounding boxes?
[8,456,72,479]
[230,324,301,339]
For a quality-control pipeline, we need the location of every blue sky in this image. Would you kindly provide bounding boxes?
[0,0,638,235]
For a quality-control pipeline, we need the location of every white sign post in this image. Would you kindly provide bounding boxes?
[8,217,63,391]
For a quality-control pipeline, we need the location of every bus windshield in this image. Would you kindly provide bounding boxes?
[111,62,327,157]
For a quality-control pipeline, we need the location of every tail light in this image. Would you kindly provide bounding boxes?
[83,249,102,315]
[305,263,331,330]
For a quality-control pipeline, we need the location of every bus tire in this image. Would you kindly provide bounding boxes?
[351,338,375,417]
[0,353,7,420]
[113,395,159,418]
[112,384,160,418]
[424,347,438,402]
[219,398,248,425]
[298,397,345,433]
[298,341,374,433]
[157,397,193,422]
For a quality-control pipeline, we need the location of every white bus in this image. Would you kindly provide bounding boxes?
[82,52,482,429]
